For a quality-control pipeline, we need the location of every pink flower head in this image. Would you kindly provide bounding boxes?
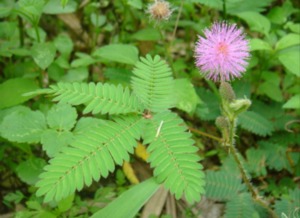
[195,22,250,82]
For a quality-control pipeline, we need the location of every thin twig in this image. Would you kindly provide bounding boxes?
[189,127,223,142]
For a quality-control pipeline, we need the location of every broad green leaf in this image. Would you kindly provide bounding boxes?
[0,78,39,109]
[0,0,14,18]
[57,194,74,213]
[275,34,300,51]
[278,50,300,76]
[61,67,89,82]
[46,104,77,131]
[32,42,56,70]
[127,0,143,9]
[283,94,300,109]
[250,38,272,51]
[54,34,73,56]
[237,11,270,35]
[132,28,161,41]
[26,27,46,42]
[90,178,161,218]
[18,0,45,17]
[43,0,77,14]
[16,158,46,185]
[174,79,202,114]
[71,52,97,68]
[41,129,73,157]
[92,44,139,65]
[258,82,283,102]
[0,107,47,143]
[267,6,287,25]
[73,117,107,136]
[60,0,69,7]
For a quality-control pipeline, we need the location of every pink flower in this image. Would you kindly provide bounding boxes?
[195,22,250,82]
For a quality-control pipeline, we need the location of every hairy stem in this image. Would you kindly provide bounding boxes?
[227,118,279,218]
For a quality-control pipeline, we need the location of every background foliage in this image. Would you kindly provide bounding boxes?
[0,0,299,217]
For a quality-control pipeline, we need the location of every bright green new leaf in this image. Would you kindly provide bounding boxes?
[92,44,139,65]
[237,11,270,35]
[276,34,300,51]
[0,78,39,109]
[16,158,46,185]
[91,178,160,218]
[0,107,47,143]
[32,42,56,70]
[46,104,77,131]
[174,79,202,114]
[41,129,74,157]
[283,94,300,109]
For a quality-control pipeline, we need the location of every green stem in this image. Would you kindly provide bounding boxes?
[227,118,279,218]
[222,0,227,20]
[34,25,41,43]
[18,16,24,47]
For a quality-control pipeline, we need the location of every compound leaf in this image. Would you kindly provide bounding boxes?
[36,115,144,202]
[45,82,143,115]
[143,111,205,203]
[131,55,174,113]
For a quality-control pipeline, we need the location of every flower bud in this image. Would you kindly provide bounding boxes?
[229,99,251,115]
[215,116,229,130]
[219,82,236,102]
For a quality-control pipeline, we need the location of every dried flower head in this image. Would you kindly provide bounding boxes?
[195,22,250,82]
[147,0,173,21]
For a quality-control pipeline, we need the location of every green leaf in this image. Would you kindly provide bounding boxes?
[224,193,259,218]
[127,0,143,9]
[245,148,267,177]
[16,158,46,185]
[43,0,77,14]
[275,189,300,218]
[71,52,97,68]
[36,115,144,202]
[90,13,106,27]
[205,170,245,201]
[92,44,139,65]
[258,82,283,102]
[91,178,160,218]
[46,104,77,131]
[131,28,161,41]
[238,111,274,136]
[236,11,270,35]
[143,111,205,203]
[0,107,47,143]
[54,34,73,56]
[250,38,272,51]
[283,94,300,109]
[276,34,300,51]
[45,82,143,115]
[131,55,174,112]
[61,67,89,82]
[0,78,39,109]
[41,129,73,157]
[32,42,56,70]
[278,50,300,76]
[174,79,202,114]
[17,0,45,23]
